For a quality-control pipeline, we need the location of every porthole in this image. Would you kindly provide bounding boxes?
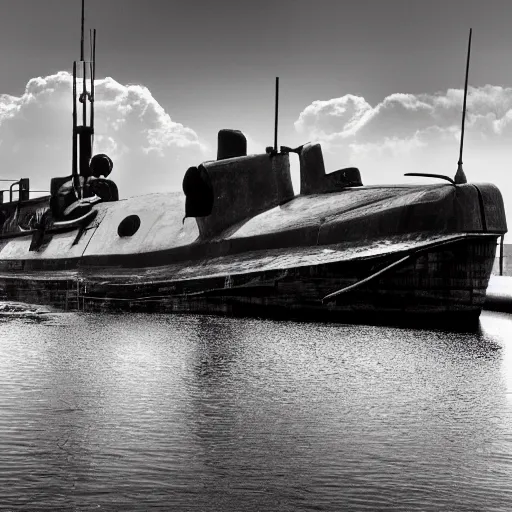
[117,215,141,237]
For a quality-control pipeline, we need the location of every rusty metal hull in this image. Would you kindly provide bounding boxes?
[0,179,505,330]
[0,235,497,330]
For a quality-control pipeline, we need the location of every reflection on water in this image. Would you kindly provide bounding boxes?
[0,308,511,511]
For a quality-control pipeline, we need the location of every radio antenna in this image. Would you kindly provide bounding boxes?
[80,0,85,61]
[72,61,77,177]
[73,0,94,185]
[274,77,279,152]
[90,29,96,135]
[455,28,472,184]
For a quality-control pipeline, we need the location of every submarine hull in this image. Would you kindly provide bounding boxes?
[0,234,496,330]
[0,173,505,331]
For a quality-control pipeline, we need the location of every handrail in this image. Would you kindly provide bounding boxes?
[404,173,456,185]
[9,181,20,202]
[0,209,97,240]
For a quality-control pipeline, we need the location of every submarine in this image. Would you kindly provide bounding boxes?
[0,8,506,330]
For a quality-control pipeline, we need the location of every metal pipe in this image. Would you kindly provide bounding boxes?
[9,181,19,203]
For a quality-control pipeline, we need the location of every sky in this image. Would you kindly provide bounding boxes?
[0,0,511,219]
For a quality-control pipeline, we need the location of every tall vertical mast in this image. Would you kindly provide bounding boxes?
[274,77,279,152]
[80,0,85,61]
[81,0,86,130]
[72,62,78,177]
[72,0,95,185]
[90,29,96,135]
[82,63,87,128]
[455,28,472,184]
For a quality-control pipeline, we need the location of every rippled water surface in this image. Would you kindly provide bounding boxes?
[0,306,511,511]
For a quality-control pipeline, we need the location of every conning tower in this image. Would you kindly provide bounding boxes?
[183,130,294,238]
[50,0,118,222]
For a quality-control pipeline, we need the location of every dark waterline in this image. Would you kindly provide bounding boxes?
[0,307,511,511]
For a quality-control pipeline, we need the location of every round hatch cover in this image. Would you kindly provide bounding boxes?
[118,215,141,237]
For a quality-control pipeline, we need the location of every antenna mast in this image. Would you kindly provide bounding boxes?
[90,29,96,135]
[72,0,95,192]
[455,28,472,184]
[72,62,78,177]
[274,77,279,152]
[80,0,85,61]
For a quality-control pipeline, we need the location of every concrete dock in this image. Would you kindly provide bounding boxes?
[484,275,512,313]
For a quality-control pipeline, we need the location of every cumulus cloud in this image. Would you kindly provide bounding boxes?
[294,85,512,214]
[296,85,512,147]
[0,72,207,199]
[295,94,374,141]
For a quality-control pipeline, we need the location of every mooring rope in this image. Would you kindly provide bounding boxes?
[321,254,412,303]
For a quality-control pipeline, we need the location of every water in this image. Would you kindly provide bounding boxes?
[0,307,511,511]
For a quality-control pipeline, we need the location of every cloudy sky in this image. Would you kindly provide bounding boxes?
[0,0,511,217]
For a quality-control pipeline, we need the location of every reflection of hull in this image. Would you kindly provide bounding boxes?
[0,233,498,330]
